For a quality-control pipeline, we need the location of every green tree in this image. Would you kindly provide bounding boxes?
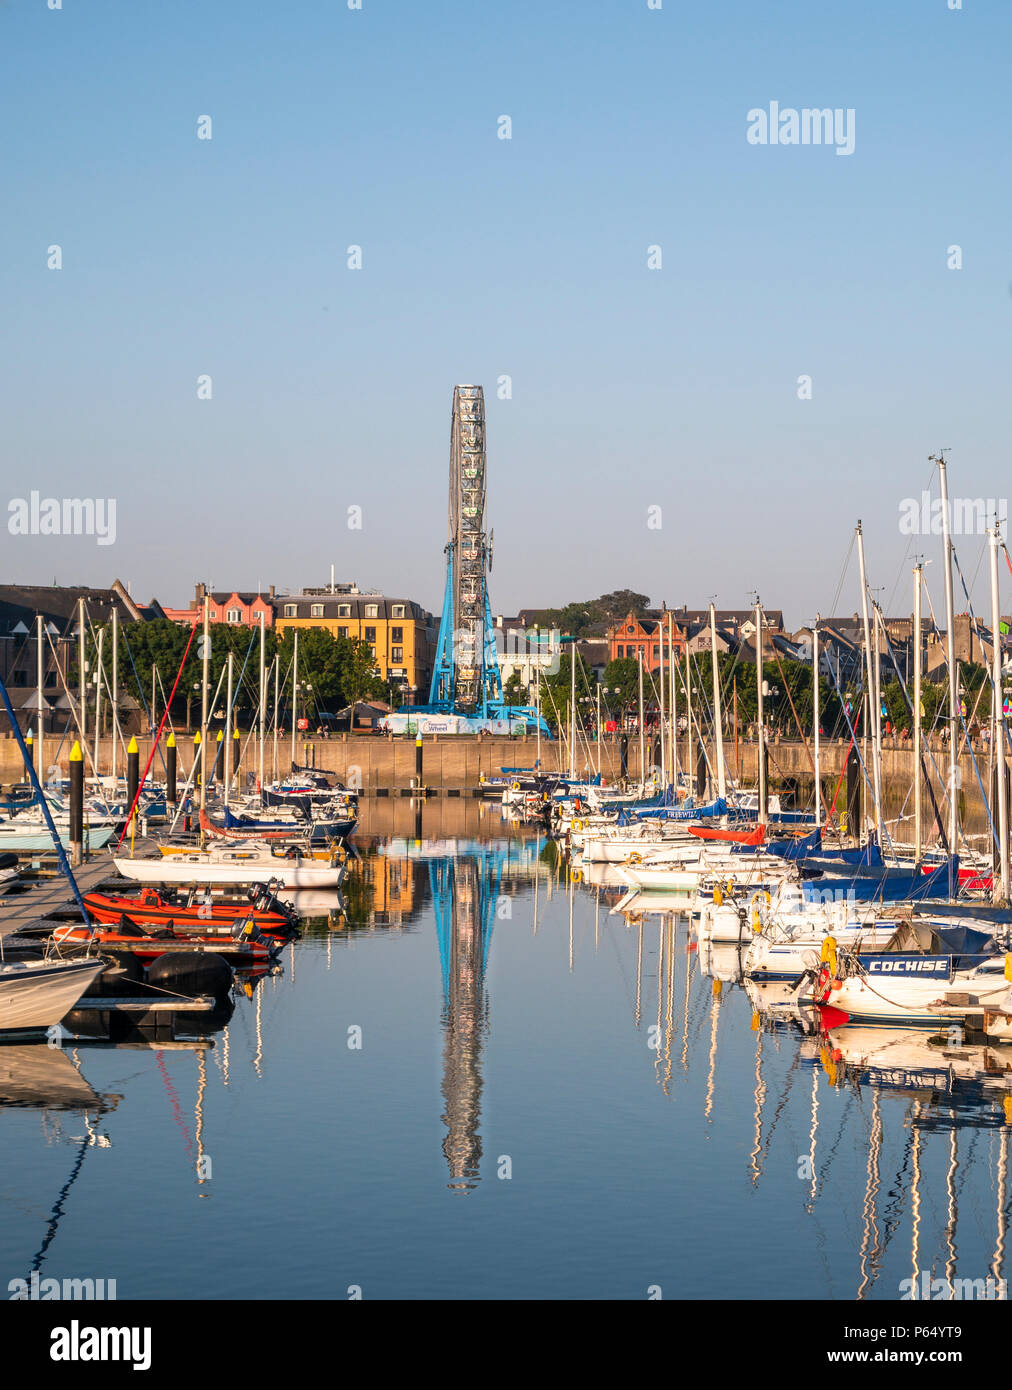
[601,658,639,715]
[503,671,529,705]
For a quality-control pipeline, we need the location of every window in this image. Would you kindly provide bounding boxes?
[369,646,377,659]
[653,646,659,661]
[11,670,26,686]
[284,604,298,618]
[338,604,351,617]
[210,609,217,619]
[392,604,405,619]
[227,608,242,623]
[617,645,624,658]
[311,604,324,618]
[365,626,376,642]
[391,626,403,643]
[44,670,57,687]
[365,604,379,618]
[338,626,348,638]
[391,646,403,663]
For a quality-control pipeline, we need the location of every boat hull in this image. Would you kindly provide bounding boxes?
[0,957,106,1035]
[114,856,344,888]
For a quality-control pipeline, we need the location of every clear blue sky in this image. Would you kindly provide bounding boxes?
[3,0,1009,629]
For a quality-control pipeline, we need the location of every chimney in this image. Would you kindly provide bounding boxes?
[269,584,275,600]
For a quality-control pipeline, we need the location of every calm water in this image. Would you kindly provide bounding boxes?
[2,800,1011,1301]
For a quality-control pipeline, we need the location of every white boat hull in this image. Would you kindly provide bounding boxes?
[114,854,344,888]
[0,957,106,1035]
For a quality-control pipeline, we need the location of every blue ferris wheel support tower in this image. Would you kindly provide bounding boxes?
[417,385,549,733]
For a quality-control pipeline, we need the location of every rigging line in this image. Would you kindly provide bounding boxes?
[166,660,228,835]
[825,529,856,619]
[41,626,106,786]
[873,602,980,855]
[925,564,997,855]
[115,620,199,849]
[120,628,168,776]
[900,583,968,850]
[762,602,827,822]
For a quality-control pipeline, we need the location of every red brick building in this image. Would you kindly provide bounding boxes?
[162,583,275,629]
[607,611,687,671]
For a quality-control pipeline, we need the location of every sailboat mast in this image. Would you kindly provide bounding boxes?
[596,684,602,777]
[224,650,234,809]
[291,628,299,774]
[913,564,922,864]
[569,634,576,781]
[111,606,118,783]
[78,598,87,748]
[659,620,666,789]
[708,603,726,803]
[258,612,266,795]
[813,615,821,829]
[669,618,678,788]
[936,454,960,856]
[637,650,645,786]
[36,614,44,785]
[93,626,104,777]
[535,661,541,767]
[856,521,883,841]
[199,593,210,825]
[685,643,693,799]
[989,527,1010,902]
[271,655,280,786]
[755,600,766,826]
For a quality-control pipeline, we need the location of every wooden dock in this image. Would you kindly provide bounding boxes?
[0,839,160,939]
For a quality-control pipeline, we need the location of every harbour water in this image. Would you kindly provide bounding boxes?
[2,800,1009,1302]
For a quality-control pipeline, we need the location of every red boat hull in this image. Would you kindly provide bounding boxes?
[53,924,273,963]
[83,889,290,933]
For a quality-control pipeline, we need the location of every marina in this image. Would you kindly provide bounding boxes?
[4,0,1009,1344]
[3,408,1012,1324]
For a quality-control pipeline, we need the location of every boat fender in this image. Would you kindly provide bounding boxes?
[819,935,838,978]
[1006,953,1012,983]
[713,885,723,907]
[147,950,232,999]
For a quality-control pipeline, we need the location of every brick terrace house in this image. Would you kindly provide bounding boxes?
[607,606,785,671]
[162,583,276,629]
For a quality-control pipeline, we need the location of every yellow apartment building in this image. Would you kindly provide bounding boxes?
[273,588,437,700]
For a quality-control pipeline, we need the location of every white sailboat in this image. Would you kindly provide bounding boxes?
[114,844,345,888]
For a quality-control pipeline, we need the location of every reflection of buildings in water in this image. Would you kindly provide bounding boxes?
[431,852,502,1192]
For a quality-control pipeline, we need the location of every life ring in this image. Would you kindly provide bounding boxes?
[571,868,582,883]
[627,851,643,865]
[511,781,521,791]
[572,819,584,833]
